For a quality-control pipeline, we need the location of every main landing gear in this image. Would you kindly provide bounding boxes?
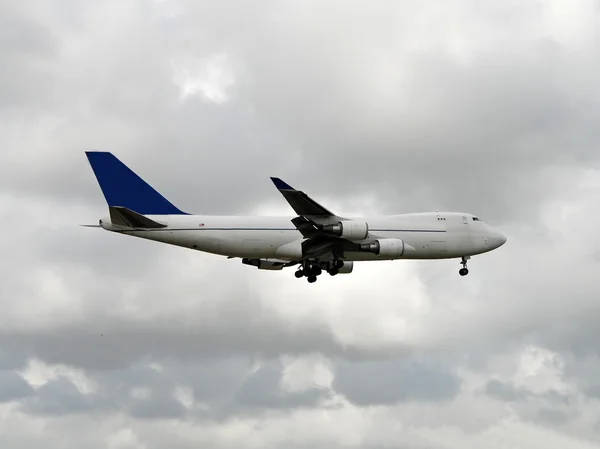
[459,256,470,276]
[295,259,344,283]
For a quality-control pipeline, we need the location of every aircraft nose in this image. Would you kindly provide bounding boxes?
[490,229,507,248]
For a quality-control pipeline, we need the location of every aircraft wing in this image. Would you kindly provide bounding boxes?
[270,177,337,217]
[291,215,322,238]
[271,178,359,259]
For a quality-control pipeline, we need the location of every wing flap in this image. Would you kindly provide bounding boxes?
[291,216,322,238]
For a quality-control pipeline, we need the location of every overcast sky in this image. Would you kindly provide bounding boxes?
[2,0,600,448]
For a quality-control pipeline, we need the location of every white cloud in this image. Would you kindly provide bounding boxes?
[513,346,571,395]
[172,53,235,103]
[280,354,333,392]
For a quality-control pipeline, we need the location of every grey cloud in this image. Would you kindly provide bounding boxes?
[86,359,247,413]
[0,370,33,402]
[17,365,187,420]
[3,0,599,225]
[0,236,416,370]
[537,407,571,426]
[0,348,28,371]
[0,314,337,370]
[332,357,461,406]
[129,394,187,420]
[101,358,328,417]
[485,379,530,402]
[3,0,600,447]
[234,360,327,411]
[208,2,600,222]
[584,386,600,400]
[0,3,61,112]
[555,354,600,403]
[539,314,600,361]
[484,379,571,406]
[11,357,329,421]
[20,377,95,415]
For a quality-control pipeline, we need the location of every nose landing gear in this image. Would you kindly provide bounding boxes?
[459,256,470,276]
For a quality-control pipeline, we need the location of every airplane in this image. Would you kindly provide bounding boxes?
[83,151,507,282]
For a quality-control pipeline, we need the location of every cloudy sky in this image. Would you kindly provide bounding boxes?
[2,0,600,447]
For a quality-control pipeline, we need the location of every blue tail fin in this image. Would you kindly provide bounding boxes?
[85,151,188,215]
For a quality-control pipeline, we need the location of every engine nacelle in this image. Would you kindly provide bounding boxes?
[337,261,354,274]
[360,239,406,258]
[242,258,285,270]
[322,221,369,240]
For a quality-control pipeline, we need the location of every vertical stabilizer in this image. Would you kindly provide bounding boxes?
[85,151,187,215]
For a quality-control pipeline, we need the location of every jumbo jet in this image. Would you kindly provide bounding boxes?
[84,151,506,282]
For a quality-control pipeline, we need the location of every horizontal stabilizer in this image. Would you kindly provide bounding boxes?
[109,206,167,228]
[86,151,187,215]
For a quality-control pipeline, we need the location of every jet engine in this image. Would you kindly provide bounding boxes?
[322,221,369,240]
[242,258,285,270]
[336,260,353,273]
[360,239,406,258]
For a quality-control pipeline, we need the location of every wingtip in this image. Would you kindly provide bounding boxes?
[270,177,294,190]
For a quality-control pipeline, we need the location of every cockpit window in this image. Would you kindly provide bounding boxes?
[473,217,481,221]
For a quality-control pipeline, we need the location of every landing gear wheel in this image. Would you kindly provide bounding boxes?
[459,268,469,276]
[334,260,344,269]
[459,256,470,276]
[328,268,339,276]
[300,260,323,282]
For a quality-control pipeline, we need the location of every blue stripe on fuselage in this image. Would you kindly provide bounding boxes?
[123,228,446,232]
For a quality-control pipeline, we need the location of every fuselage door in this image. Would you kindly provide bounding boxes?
[431,213,448,254]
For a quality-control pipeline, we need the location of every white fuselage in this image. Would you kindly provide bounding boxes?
[100,211,506,261]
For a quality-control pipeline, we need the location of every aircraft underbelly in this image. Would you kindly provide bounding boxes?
[240,239,279,257]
